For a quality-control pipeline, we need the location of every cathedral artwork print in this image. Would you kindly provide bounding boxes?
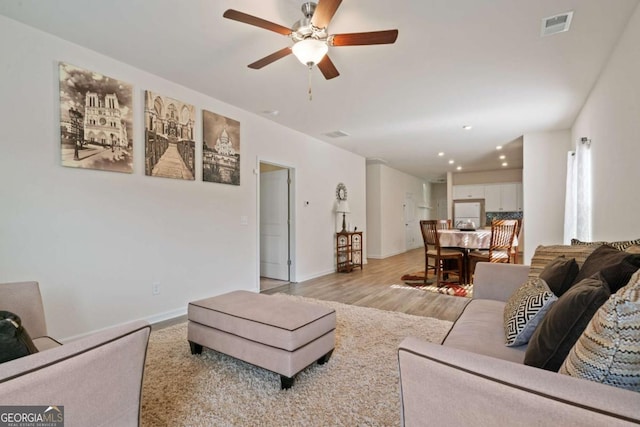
[202,110,240,186]
[144,91,196,180]
[59,62,133,173]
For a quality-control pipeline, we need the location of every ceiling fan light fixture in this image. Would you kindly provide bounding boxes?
[292,38,328,66]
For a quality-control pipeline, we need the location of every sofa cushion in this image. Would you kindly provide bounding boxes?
[528,245,599,279]
[571,245,635,288]
[504,278,557,347]
[443,299,526,364]
[524,276,610,372]
[559,271,640,391]
[538,256,579,297]
[571,238,640,252]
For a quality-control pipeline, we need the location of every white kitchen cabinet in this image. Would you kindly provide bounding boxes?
[516,183,523,211]
[484,183,518,212]
[453,184,485,199]
[484,184,502,212]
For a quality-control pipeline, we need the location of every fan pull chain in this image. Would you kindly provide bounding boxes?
[308,64,313,101]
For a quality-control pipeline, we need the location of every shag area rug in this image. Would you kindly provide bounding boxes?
[399,271,472,298]
[141,295,452,426]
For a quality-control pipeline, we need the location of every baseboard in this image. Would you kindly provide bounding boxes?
[295,268,336,283]
[369,248,409,259]
[60,307,188,343]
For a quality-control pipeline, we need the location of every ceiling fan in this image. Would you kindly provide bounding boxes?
[223,0,399,80]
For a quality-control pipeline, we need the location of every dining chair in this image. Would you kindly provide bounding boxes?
[468,219,519,281]
[419,220,464,286]
[510,219,522,263]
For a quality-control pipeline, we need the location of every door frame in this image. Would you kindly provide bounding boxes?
[256,157,296,291]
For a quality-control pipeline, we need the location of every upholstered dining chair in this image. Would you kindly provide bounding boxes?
[468,219,519,281]
[419,220,464,286]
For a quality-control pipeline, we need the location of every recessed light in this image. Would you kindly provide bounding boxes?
[448,159,455,164]
[502,162,508,167]
[456,166,462,171]
[499,155,506,160]
[462,125,472,130]
[261,109,279,116]
[496,146,503,150]
[438,152,445,157]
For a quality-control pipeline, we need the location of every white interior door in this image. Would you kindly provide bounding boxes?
[404,193,417,249]
[260,169,289,280]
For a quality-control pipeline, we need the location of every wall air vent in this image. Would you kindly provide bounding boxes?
[541,11,573,37]
[324,130,350,138]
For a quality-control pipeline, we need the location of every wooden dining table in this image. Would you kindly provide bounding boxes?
[437,229,518,284]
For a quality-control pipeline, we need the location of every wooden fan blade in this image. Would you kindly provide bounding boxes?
[248,47,292,69]
[317,55,340,80]
[331,30,399,46]
[311,0,343,29]
[223,9,291,36]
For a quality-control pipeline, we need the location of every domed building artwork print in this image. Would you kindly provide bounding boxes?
[144,91,196,180]
[59,62,133,173]
[202,109,240,185]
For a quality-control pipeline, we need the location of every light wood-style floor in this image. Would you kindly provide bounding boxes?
[262,248,470,322]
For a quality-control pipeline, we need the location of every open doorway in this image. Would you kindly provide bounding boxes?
[259,161,294,292]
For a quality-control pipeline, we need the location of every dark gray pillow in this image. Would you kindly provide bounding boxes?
[524,276,610,372]
[599,255,640,293]
[571,245,628,286]
[538,256,579,297]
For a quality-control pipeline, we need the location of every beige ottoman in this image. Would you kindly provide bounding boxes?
[187,291,336,389]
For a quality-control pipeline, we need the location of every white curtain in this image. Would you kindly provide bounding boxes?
[563,140,592,243]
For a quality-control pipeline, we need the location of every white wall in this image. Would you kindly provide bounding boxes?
[366,164,382,257]
[518,5,640,264]
[0,16,366,339]
[572,4,640,242]
[366,163,429,258]
[522,130,571,263]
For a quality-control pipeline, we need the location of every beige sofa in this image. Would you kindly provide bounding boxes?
[0,281,151,426]
[398,263,640,426]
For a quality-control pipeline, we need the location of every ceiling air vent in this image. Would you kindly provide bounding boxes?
[541,11,573,37]
[324,130,350,138]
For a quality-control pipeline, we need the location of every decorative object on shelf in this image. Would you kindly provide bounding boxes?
[336,182,348,201]
[336,231,363,273]
[336,200,350,233]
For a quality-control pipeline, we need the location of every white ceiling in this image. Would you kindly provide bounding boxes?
[1,0,638,180]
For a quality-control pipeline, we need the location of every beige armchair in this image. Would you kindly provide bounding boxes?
[0,281,151,426]
[0,280,60,350]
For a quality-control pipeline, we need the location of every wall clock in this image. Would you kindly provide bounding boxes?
[336,183,347,201]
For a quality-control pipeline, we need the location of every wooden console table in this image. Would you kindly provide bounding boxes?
[336,231,363,272]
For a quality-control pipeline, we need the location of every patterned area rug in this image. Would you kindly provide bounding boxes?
[398,271,472,298]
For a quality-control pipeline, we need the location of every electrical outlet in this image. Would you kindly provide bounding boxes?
[152,282,160,296]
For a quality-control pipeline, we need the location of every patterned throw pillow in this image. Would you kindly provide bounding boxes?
[504,278,558,347]
[529,245,599,279]
[559,270,640,391]
[571,238,640,252]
